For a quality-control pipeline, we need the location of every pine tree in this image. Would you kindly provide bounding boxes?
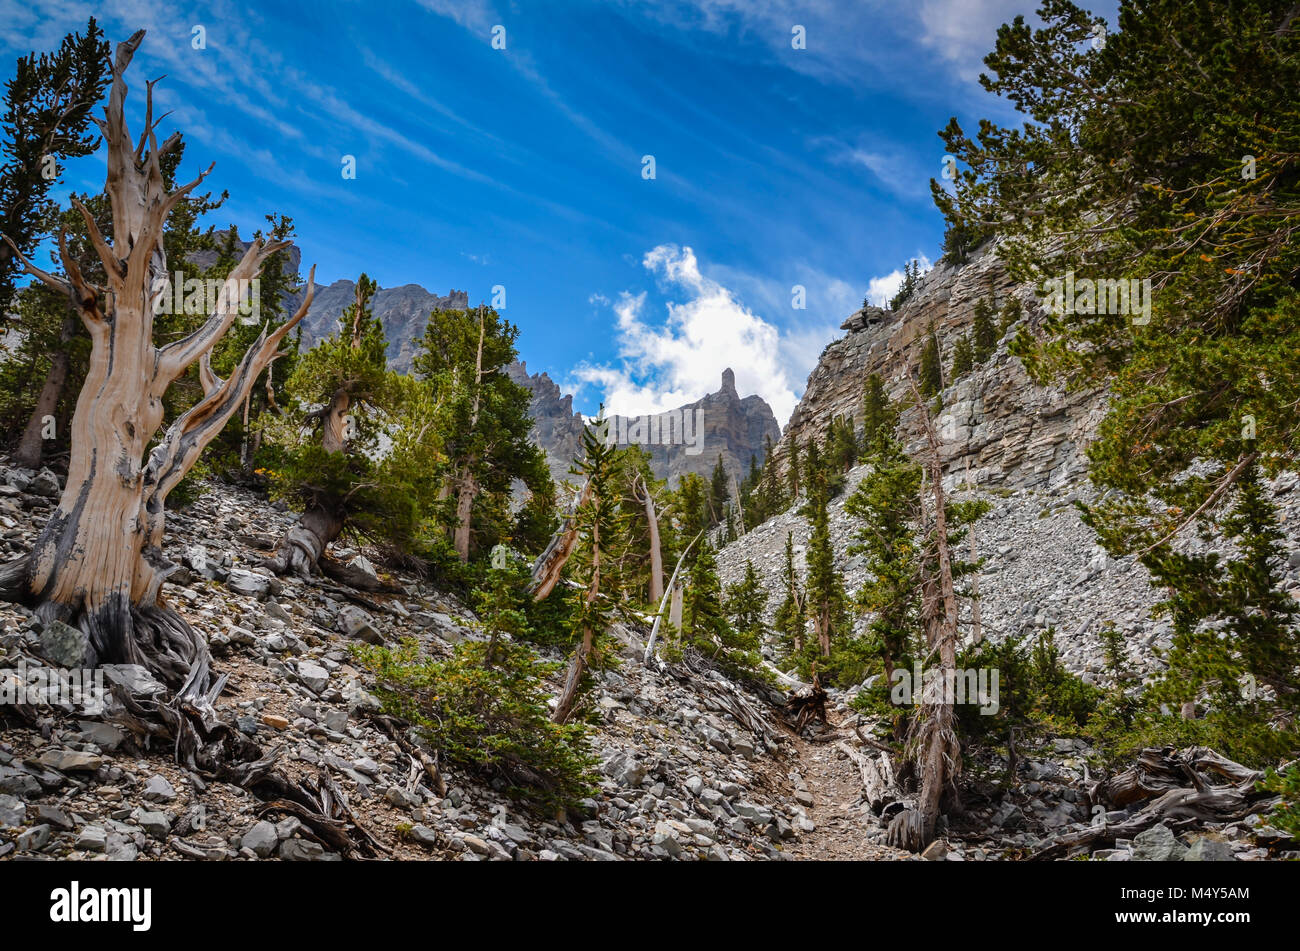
[1144,462,1299,716]
[997,296,1021,338]
[935,0,1300,603]
[265,275,419,575]
[0,18,108,319]
[414,305,549,563]
[803,465,848,670]
[725,560,768,650]
[786,443,802,502]
[672,472,709,565]
[708,454,730,527]
[827,415,858,474]
[860,372,898,460]
[553,412,629,723]
[950,333,974,378]
[918,321,943,398]
[971,296,997,362]
[773,532,806,659]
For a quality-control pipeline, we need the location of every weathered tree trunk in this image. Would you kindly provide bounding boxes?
[815,606,832,658]
[888,379,961,852]
[552,516,599,724]
[633,474,664,603]
[529,477,593,600]
[12,311,76,469]
[642,530,700,664]
[0,32,315,686]
[452,457,477,563]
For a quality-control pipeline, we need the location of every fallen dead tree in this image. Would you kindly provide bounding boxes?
[1032,746,1280,860]
[836,741,899,814]
[785,672,828,733]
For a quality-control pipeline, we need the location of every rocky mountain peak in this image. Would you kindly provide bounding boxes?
[720,367,737,396]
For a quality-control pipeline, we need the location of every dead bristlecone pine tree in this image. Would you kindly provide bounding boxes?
[0,30,315,688]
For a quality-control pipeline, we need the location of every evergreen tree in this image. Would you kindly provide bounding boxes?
[725,560,768,650]
[786,443,802,502]
[918,321,943,398]
[0,18,108,319]
[266,275,420,572]
[707,454,730,527]
[414,305,549,563]
[553,412,629,723]
[672,471,709,565]
[1143,463,1299,716]
[950,333,974,378]
[860,372,897,460]
[827,415,858,475]
[997,296,1021,338]
[971,296,998,362]
[802,464,848,672]
[773,532,806,660]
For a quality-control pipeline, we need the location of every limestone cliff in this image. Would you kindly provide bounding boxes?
[773,243,1105,491]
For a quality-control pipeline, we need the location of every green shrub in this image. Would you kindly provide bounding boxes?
[1258,764,1300,837]
[354,638,597,810]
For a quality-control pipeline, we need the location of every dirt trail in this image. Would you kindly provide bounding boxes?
[782,730,915,861]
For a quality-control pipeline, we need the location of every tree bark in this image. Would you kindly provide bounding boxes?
[643,530,700,664]
[633,474,664,604]
[529,477,593,600]
[12,311,76,469]
[0,32,315,686]
[889,378,961,852]
[552,511,599,724]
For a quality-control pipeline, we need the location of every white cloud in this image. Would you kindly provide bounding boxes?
[571,245,802,425]
[864,254,933,307]
[915,0,1037,81]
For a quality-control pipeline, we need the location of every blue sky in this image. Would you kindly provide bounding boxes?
[1,0,1057,425]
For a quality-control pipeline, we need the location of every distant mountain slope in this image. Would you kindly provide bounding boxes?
[508,363,781,488]
[293,280,469,374]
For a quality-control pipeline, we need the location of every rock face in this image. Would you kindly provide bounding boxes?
[505,362,587,487]
[508,364,782,488]
[773,242,1104,492]
[294,280,470,374]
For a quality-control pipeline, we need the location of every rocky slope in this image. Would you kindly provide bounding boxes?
[0,460,909,862]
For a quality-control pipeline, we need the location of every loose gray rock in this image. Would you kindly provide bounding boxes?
[17,824,51,851]
[0,794,25,828]
[227,568,272,599]
[241,820,279,858]
[75,825,108,852]
[142,774,177,803]
[1184,837,1235,862]
[1133,823,1189,861]
[296,660,330,694]
[38,620,90,668]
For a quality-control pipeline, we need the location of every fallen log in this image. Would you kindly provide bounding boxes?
[837,740,899,814]
[1032,746,1279,860]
